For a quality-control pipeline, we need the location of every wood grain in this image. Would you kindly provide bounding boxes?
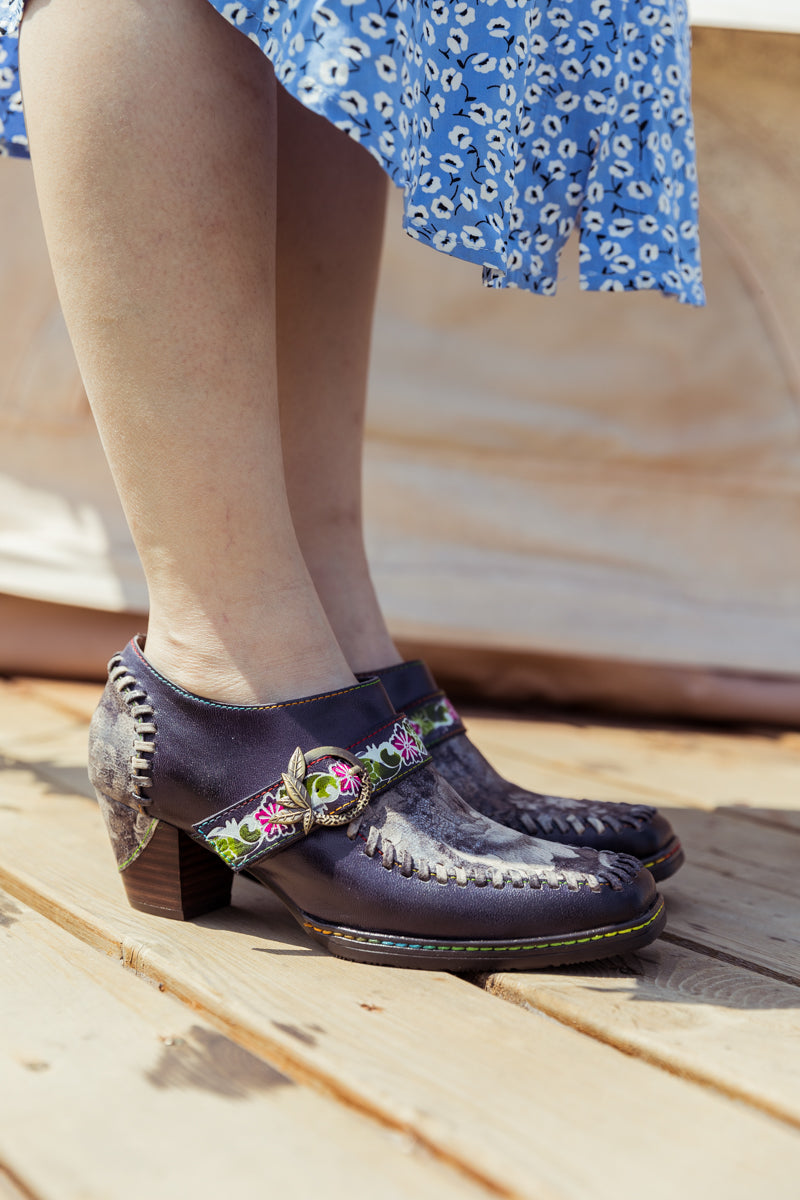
[4,679,800,1199]
[466,712,800,830]
[483,938,800,1129]
[2,757,800,1199]
[1,893,492,1200]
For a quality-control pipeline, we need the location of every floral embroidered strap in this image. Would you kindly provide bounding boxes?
[406,691,465,750]
[194,716,429,871]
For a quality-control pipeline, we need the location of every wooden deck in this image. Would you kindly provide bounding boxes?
[1,675,799,1200]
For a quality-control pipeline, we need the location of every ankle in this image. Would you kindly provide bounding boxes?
[143,614,356,706]
[299,549,401,675]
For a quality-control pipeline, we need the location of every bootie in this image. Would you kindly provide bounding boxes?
[89,638,665,970]
[359,661,683,881]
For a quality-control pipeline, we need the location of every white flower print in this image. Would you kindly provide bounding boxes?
[461,226,486,249]
[0,0,703,305]
[439,151,464,174]
[297,75,323,104]
[313,4,339,28]
[460,186,478,211]
[449,125,473,148]
[360,11,385,37]
[433,230,458,252]
[341,36,371,61]
[472,53,497,74]
[441,67,462,91]
[549,7,572,29]
[556,90,581,112]
[448,28,469,53]
[319,58,349,86]
[431,194,455,218]
[340,88,368,114]
[375,54,397,81]
[487,17,510,37]
[469,102,493,125]
[609,217,634,238]
[420,171,442,192]
[582,210,604,233]
[223,3,248,24]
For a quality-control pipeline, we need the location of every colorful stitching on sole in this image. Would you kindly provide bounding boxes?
[302,898,665,952]
[642,842,681,870]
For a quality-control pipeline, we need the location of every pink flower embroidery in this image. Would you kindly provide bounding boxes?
[254,800,290,838]
[330,761,361,795]
[443,698,460,725]
[391,723,424,764]
[409,719,424,739]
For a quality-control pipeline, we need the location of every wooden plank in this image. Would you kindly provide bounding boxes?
[0,892,491,1200]
[661,863,800,981]
[662,807,800,900]
[465,712,800,832]
[0,683,95,801]
[4,680,799,973]
[483,937,800,1130]
[4,677,102,725]
[1,758,800,1200]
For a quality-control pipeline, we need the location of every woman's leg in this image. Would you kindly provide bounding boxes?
[20,0,354,703]
[276,89,400,675]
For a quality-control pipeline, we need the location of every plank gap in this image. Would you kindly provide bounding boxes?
[0,870,522,1200]
[661,932,800,988]
[476,972,800,1135]
[719,808,800,837]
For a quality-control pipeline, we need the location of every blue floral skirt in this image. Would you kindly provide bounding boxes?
[0,0,704,303]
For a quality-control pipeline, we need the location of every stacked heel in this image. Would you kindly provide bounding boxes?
[96,790,233,920]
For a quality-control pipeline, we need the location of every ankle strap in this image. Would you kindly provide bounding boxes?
[193,715,429,871]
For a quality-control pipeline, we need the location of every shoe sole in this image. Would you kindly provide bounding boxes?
[641,836,684,883]
[270,891,667,971]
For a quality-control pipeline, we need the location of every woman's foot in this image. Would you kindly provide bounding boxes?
[89,637,665,970]
[359,660,685,882]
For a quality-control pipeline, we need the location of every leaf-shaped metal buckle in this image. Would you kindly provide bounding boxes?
[279,746,372,836]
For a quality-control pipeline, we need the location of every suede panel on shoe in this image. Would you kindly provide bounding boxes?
[258,766,657,939]
[361,659,681,866]
[91,638,406,830]
[89,639,664,966]
[434,734,671,858]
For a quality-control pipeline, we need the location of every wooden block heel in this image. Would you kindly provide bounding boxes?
[120,820,233,920]
[96,791,233,920]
